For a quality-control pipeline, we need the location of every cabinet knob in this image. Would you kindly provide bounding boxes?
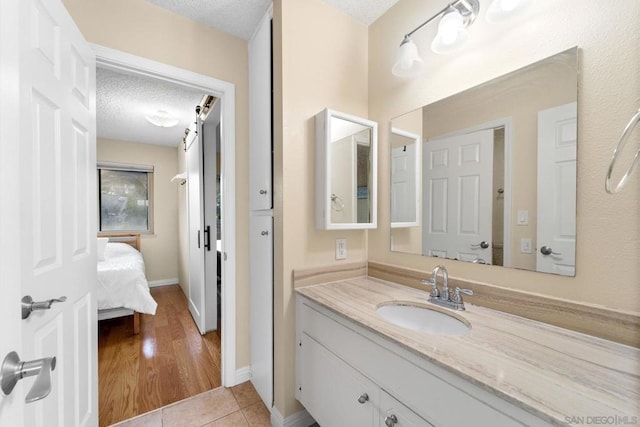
[357,392,369,404]
[259,189,268,195]
[384,414,398,426]
[261,230,269,236]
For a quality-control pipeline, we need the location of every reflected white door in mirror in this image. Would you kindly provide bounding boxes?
[316,108,378,230]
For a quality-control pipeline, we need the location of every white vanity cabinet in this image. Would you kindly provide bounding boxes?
[296,295,552,427]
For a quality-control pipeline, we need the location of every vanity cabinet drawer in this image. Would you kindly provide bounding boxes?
[297,296,551,427]
[298,333,378,427]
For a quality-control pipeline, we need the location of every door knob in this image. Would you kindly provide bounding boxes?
[21,295,67,319]
[471,241,490,249]
[540,246,561,256]
[1,351,56,403]
[259,189,268,195]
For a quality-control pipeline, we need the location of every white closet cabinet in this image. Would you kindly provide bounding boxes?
[296,295,552,427]
[249,7,274,410]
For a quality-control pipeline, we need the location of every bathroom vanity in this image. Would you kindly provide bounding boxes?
[295,276,639,426]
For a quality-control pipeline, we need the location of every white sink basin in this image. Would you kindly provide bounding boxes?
[376,303,470,336]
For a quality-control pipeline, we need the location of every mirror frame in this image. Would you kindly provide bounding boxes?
[315,108,378,230]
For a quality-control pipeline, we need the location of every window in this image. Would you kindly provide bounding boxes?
[98,162,154,233]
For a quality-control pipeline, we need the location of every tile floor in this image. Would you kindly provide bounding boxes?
[111,381,270,427]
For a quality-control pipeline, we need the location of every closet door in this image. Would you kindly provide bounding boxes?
[249,213,273,408]
[249,9,272,211]
[186,122,206,334]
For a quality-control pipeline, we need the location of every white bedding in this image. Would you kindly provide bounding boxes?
[97,242,157,315]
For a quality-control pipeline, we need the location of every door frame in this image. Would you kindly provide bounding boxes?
[427,118,513,267]
[92,44,239,386]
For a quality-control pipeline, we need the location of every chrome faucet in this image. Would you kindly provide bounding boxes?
[420,265,473,310]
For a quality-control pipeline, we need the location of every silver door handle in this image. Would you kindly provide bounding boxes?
[21,295,67,319]
[1,351,56,403]
[540,246,561,256]
[470,241,489,249]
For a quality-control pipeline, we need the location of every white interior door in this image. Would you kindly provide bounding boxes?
[0,0,97,425]
[537,102,577,276]
[423,129,494,263]
[186,121,207,333]
[391,128,420,228]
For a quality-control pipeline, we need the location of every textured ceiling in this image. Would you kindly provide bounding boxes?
[144,0,399,39]
[97,68,206,147]
[98,1,401,146]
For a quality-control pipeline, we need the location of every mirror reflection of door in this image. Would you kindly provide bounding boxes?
[536,102,577,276]
[391,128,421,228]
[329,117,371,224]
[422,129,494,263]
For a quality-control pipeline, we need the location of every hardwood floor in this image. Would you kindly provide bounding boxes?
[98,285,221,427]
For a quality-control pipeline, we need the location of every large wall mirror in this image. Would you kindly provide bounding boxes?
[390,48,578,276]
[316,108,378,230]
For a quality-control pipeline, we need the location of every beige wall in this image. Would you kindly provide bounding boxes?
[97,138,179,282]
[369,1,640,311]
[64,0,251,368]
[177,147,189,295]
[273,0,369,417]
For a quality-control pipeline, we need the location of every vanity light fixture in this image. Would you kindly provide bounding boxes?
[145,109,179,128]
[485,0,528,23]
[392,0,479,78]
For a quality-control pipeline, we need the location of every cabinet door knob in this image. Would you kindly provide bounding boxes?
[357,392,369,404]
[384,414,398,426]
[259,189,268,195]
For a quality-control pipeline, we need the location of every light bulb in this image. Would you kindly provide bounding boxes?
[438,11,464,46]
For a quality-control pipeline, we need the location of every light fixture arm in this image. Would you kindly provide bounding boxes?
[400,0,479,44]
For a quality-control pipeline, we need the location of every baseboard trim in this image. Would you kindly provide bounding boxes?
[271,407,315,427]
[234,366,252,385]
[148,278,179,288]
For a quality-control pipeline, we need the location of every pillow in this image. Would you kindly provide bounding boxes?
[97,237,109,261]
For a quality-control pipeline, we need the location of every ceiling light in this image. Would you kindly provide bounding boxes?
[145,110,179,128]
[486,0,528,23]
[392,0,479,78]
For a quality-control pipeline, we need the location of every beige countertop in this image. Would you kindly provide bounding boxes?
[295,276,640,426]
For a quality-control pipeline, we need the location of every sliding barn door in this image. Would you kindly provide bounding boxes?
[186,122,207,333]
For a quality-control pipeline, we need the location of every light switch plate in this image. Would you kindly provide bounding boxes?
[517,210,529,226]
[520,238,532,254]
[336,238,347,260]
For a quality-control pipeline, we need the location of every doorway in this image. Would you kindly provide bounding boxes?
[94,44,238,423]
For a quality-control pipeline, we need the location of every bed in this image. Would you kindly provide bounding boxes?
[97,234,157,334]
